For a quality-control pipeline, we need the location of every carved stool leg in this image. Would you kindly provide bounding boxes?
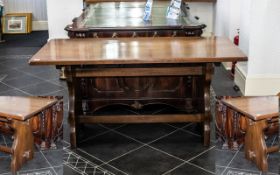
[244,119,268,172]
[10,120,34,174]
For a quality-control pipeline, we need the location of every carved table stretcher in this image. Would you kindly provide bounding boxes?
[0,96,58,174]
[221,96,279,172]
[29,37,247,148]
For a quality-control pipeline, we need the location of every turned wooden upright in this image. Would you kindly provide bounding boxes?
[0,97,58,174]
[221,96,279,172]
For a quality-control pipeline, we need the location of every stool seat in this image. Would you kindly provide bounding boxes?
[0,96,57,120]
[221,96,279,121]
[221,96,279,172]
[0,96,58,174]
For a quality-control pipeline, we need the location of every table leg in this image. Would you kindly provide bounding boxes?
[245,119,268,172]
[203,63,214,146]
[10,120,34,174]
[66,67,78,149]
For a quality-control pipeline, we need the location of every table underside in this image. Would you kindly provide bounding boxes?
[64,63,213,148]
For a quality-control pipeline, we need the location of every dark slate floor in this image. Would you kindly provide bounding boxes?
[0,32,279,175]
[0,132,63,175]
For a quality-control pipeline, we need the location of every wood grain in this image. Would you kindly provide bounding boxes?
[221,96,279,121]
[29,37,247,65]
[221,96,279,172]
[0,96,58,120]
[79,114,204,123]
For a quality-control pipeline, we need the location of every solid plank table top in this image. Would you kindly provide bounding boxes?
[0,96,58,121]
[29,37,247,65]
[221,96,279,121]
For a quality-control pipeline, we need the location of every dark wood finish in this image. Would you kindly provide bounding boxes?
[0,97,63,150]
[221,96,279,121]
[216,96,279,150]
[0,96,58,120]
[0,96,60,173]
[0,120,34,175]
[67,2,206,39]
[64,0,209,103]
[29,37,247,65]
[79,114,204,123]
[221,96,279,172]
[10,120,34,174]
[216,96,247,150]
[74,67,203,77]
[32,97,63,150]
[29,37,247,149]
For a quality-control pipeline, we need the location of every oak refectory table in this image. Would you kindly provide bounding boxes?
[29,37,247,148]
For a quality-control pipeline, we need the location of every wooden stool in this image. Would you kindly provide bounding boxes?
[0,96,58,174]
[221,96,279,172]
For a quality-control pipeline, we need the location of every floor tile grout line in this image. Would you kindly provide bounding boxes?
[103,123,216,169]
[20,69,67,88]
[146,144,188,163]
[45,79,67,87]
[72,148,129,175]
[64,163,85,175]
[106,127,188,163]
[43,88,68,96]
[267,135,277,159]
[46,88,67,96]
[221,166,263,175]
[163,123,193,129]
[39,150,58,175]
[178,123,217,143]
[8,65,67,92]
[0,66,49,83]
[220,146,242,175]
[161,158,216,175]
[96,126,189,166]
[97,144,146,168]
[16,66,54,77]
[178,127,202,138]
[146,127,190,145]
[186,145,215,162]
[71,148,119,170]
[3,80,44,90]
[161,162,186,175]
[0,81,33,96]
[187,161,216,174]
[0,166,58,175]
[80,124,126,144]
[101,123,184,146]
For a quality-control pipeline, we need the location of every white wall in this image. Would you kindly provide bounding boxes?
[214,0,230,37]
[247,0,280,76]
[46,0,83,39]
[238,0,251,56]
[3,0,47,20]
[214,0,241,69]
[3,0,48,30]
[235,0,280,95]
[214,0,241,39]
[188,2,214,36]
